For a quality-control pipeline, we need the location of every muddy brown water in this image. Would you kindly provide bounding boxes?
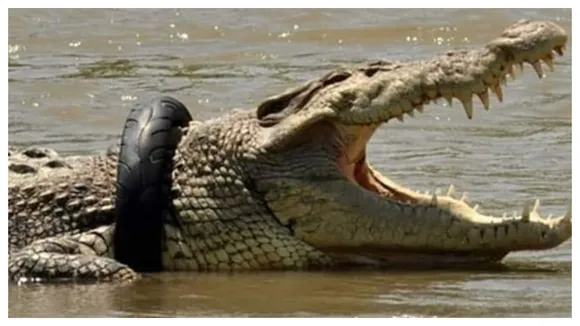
[8,9,571,317]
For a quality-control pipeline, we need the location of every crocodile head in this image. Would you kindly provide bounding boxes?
[251,20,571,267]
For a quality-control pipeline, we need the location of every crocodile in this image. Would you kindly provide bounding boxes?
[8,20,571,283]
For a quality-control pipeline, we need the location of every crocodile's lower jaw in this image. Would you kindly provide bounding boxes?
[338,153,514,265]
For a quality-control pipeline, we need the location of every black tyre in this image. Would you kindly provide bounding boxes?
[114,96,192,272]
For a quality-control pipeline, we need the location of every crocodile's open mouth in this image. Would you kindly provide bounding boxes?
[329,54,571,266]
[336,45,567,221]
[337,123,453,207]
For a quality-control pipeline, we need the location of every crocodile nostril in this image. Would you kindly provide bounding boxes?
[363,68,380,77]
[44,160,71,169]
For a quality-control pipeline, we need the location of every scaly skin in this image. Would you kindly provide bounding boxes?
[8,147,137,281]
[8,20,571,282]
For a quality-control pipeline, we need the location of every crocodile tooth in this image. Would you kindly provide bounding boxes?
[407,110,415,117]
[532,198,541,213]
[477,89,490,111]
[502,213,507,218]
[473,204,480,212]
[541,54,555,72]
[491,84,503,102]
[531,61,545,78]
[396,115,404,122]
[554,45,565,56]
[507,63,516,80]
[446,185,456,198]
[443,94,453,107]
[522,202,531,222]
[415,105,424,113]
[431,194,438,205]
[459,94,474,119]
[547,214,553,219]
[518,62,524,71]
[460,192,469,203]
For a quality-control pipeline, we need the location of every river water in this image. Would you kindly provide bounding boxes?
[8,8,571,317]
